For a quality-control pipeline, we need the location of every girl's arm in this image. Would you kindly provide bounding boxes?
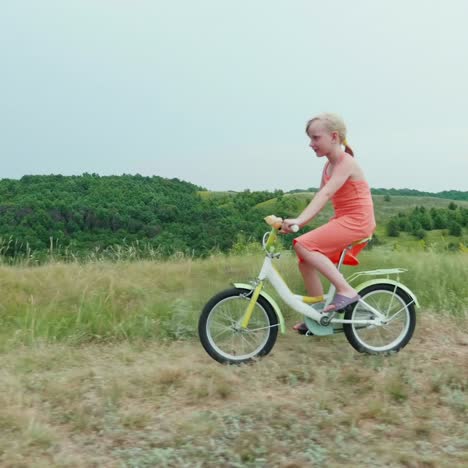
[285,158,353,229]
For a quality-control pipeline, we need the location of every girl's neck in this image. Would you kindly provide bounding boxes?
[326,146,345,165]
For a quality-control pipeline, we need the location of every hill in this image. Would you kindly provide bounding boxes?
[0,175,466,260]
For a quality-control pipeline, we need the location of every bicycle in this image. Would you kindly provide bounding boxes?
[198,215,418,364]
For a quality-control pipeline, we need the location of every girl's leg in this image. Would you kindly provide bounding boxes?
[298,262,323,296]
[295,244,357,308]
[294,261,322,331]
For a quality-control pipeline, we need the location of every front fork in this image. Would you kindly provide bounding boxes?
[240,281,264,329]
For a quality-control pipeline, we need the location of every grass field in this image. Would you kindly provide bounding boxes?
[0,249,467,466]
[0,249,466,347]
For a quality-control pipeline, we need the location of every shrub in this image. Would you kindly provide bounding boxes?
[448,221,462,237]
[387,219,400,237]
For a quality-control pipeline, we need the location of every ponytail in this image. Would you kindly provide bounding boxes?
[342,138,354,157]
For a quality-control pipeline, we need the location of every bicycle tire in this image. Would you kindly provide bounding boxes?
[343,283,416,354]
[198,287,279,364]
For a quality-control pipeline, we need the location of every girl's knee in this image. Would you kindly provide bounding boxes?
[294,242,311,258]
[293,241,301,254]
[295,243,320,261]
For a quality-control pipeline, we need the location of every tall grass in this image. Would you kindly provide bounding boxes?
[0,236,180,266]
[0,248,466,348]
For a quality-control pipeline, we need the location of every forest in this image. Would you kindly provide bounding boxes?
[0,174,466,259]
[0,174,275,258]
[386,203,468,238]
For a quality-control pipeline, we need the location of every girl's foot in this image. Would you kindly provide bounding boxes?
[323,293,361,313]
[293,322,309,334]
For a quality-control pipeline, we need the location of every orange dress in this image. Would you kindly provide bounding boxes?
[294,160,376,264]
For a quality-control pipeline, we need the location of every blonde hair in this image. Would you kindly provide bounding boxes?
[305,113,354,156]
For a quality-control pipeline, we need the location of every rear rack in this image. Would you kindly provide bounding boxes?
[347,268,407,284]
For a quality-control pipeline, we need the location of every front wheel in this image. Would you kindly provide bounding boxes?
[198,287,279,364]
[343,283,416,354]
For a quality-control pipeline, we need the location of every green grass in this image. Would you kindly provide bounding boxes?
[197,190,237,200]
[0,248,466,349]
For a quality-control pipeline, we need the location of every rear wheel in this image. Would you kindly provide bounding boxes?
[198,287,279,364]
[343,283,416,354]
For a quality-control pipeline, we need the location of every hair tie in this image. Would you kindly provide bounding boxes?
[342,138,348,147]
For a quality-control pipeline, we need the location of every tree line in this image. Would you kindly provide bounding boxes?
[0,174,465,259]
[290,187,468,201]
[386,204,468,239]
[371,188,468,201]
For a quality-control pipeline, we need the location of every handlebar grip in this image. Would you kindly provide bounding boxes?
[291,225,299,233]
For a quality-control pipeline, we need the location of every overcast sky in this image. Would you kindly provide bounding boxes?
[1,0,467,192]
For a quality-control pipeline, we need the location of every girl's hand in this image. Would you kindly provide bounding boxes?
[281,218,301,234]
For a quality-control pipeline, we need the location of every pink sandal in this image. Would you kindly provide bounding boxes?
[323,294,360,313]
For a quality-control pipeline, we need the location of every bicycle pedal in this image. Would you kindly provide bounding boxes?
[320,311,336,327]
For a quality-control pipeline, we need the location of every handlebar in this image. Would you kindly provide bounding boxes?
[264,215,299,233]
[262,215,299,253]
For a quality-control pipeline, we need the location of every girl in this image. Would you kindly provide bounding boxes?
[281,113,376,332]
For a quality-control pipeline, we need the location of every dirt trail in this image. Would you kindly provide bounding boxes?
[1,313,467,467]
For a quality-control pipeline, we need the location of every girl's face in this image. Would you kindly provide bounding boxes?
[307,121,338,157]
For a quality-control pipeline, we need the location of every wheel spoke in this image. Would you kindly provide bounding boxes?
[384,285,399,316]
[216,309,239,325]
[247,329,266,346]
[386,302,413,323]
[242,324,278,332]
[239,333,254,352]
[212,327,232,339]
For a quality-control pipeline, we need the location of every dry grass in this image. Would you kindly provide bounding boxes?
[0,313,466,467]
[0,250,466,465]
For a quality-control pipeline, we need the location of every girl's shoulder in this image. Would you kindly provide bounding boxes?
[341,153,366,181]
[341,152,356,165]
[324,153,359,179]
[334,153,355,172]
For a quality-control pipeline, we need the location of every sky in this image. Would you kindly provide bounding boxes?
[1,0,467,193]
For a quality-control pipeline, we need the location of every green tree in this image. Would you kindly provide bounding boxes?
[448,221,462,236]
[387,219,400,237]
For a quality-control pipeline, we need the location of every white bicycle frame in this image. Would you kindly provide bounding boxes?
[238,225,419,333]
[256,253,387,326]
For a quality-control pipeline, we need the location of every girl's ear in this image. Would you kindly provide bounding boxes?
[331,131,339,143]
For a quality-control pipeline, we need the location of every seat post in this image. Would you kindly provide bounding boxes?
[336,245,351,271]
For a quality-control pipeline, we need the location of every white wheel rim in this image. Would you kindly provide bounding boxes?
[206,296,271,361]
[352,290,410,352]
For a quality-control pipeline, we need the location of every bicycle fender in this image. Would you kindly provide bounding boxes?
[355,279,420,308]
[234,283,286,334]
